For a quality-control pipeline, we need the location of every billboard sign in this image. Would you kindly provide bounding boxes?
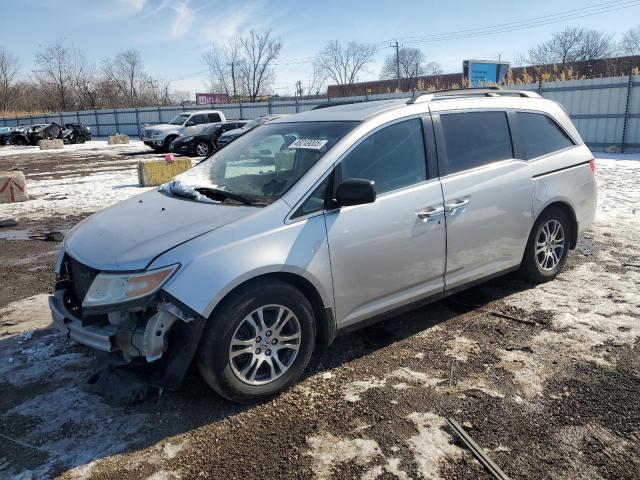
[463,60,510,88]
[196,93,231,105]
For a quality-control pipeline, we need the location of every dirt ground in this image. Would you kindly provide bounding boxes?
[0,143,639,480]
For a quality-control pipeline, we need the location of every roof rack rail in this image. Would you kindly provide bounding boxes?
[407,87,540,104]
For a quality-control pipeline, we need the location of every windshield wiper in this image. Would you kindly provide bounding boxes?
[194,187,254,206]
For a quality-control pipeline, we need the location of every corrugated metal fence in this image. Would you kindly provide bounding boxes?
[2,76,638,152]
[504,75,640,152]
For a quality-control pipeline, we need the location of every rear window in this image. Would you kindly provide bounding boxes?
[208,113,222,122]
[440,111,513,174]
[517,112,575,160]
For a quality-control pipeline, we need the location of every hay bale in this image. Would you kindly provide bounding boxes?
[0,171,28,203]
[108,134,130,145]
[137,158,191,187]
[38,139,64,150]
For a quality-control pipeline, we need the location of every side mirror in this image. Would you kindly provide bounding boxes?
[335,178,376,207]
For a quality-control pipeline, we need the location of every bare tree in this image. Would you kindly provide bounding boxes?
[424,61,443,75]
[203,38,242,99]
[69,50,100,110]
[102,49,146,104]
[315,41,376,97]
[0,48,19,113]
[620,25,640,55]
[578,29,614,60]
[34,40,75,110]
[303,65,326,98]
[380,48,443,91]
[238,29,282,101]
[527,27,613,66]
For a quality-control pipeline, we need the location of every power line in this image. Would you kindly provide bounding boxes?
[374,0,640,46]
[375,0,636,45]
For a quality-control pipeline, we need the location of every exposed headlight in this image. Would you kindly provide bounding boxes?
[82,264,179,308]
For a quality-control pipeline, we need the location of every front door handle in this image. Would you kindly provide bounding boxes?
[445,197,470,217]
[416,205,445,221]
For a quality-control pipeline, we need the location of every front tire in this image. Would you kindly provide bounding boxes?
[521,207,571,283]
[197,280,316,403]
[195,141,210,157]
[163,136,176,153]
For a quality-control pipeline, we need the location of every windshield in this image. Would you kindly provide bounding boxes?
[169,113,190,125]
[162,121,358,206]
[241,118,261,130]
[202,123,222,135]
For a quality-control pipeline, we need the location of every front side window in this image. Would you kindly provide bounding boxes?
[163,121,358,206]
[517,112,575,160]
[440,111,513,174]
[339,118,427,195]
[292,175,331,218]
[169,113,190,125]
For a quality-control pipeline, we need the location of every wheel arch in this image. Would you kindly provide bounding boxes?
[535,201,578,249]
[206,272,336,348]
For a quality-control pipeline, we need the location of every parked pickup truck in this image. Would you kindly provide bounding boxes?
[141,110,227,152]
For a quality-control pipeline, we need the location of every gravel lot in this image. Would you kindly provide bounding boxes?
[0,143,638,479]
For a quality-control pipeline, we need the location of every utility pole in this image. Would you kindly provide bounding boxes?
[295,80,303,98]
[391,40,401,91]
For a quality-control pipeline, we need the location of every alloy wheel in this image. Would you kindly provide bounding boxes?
[229,304,301,385]
[535,219,565,271]
[196,142,210,156]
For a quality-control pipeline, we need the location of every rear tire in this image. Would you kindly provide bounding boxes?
[521,207,571,283]
[77,136,86,144]
[197,280,316,403]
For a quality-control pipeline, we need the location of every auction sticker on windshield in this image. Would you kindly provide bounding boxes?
[287,139,328,150]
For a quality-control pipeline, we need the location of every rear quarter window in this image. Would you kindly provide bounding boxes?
[517,112,575,160]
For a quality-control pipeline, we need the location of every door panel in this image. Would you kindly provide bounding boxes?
[434,110,534,288]
[440,162,533,288]
[323,116,445,328]
[325,181,446,327]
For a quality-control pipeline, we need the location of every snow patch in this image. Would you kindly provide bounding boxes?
[343,367,445,402]
[406,412,465,479]
[444,336,481,362]
[305,433,382,480]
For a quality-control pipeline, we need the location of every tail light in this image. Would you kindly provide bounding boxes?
[588,159,596,173]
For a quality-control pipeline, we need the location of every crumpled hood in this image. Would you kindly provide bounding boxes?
[64,189,257,271]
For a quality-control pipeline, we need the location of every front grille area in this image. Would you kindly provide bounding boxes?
[62,255,108,326]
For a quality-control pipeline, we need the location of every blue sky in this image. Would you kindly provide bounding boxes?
[2,0,639,97]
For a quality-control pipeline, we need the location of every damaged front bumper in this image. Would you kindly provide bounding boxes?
[50,290,116,352]
[49,289,197,362]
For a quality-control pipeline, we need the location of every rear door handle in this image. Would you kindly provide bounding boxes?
[445,197,470,216]
[416,205,445,221]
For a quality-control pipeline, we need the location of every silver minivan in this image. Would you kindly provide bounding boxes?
[50,89,597,402]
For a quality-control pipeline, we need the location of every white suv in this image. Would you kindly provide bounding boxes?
[142,110,227,152]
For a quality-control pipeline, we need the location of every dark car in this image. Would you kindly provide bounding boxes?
[0,126,17,146]
[5,124,56,146]
[170,121,248,156]
[216,115,285,148]
[61,123,92,144]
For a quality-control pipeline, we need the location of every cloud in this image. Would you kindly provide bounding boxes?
[170,1,196,39]
[128,0,147,13]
